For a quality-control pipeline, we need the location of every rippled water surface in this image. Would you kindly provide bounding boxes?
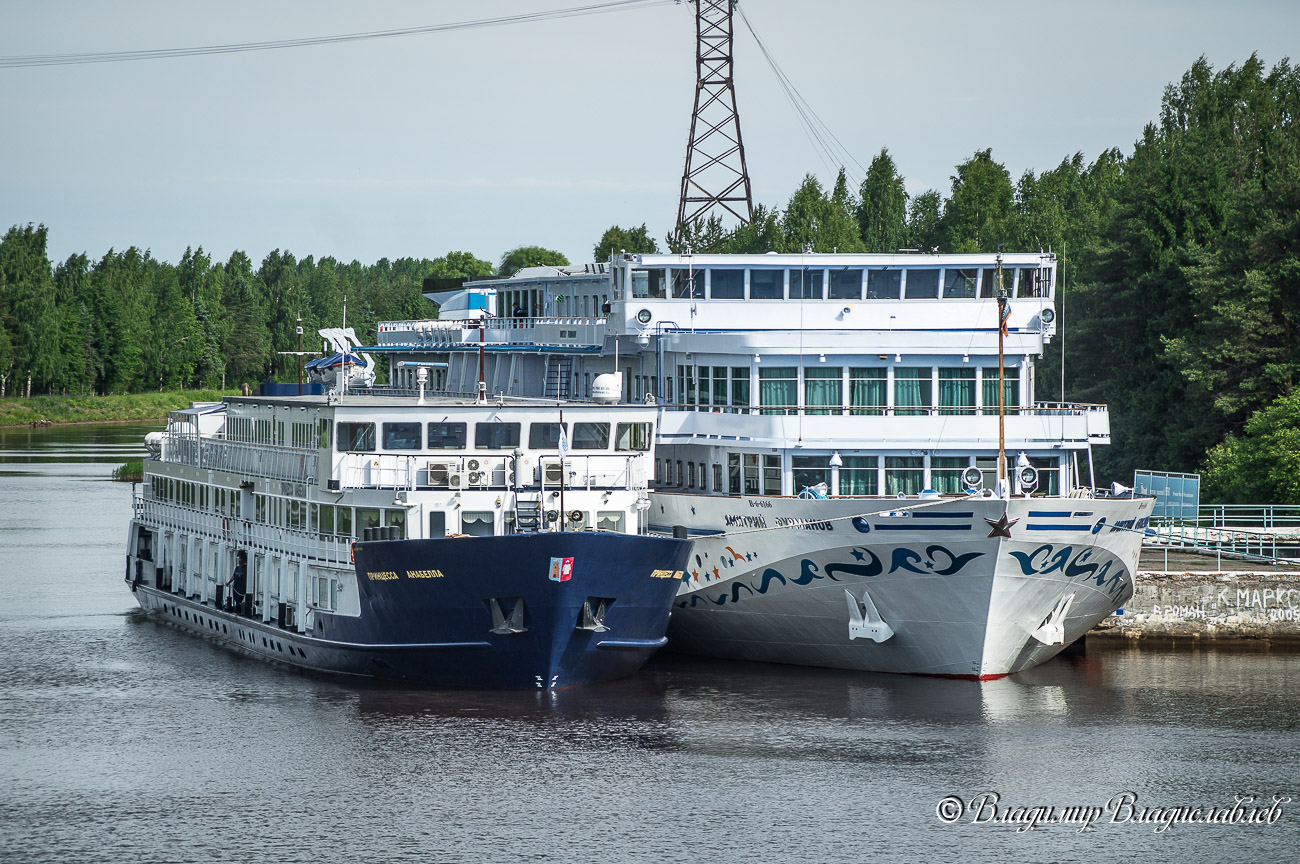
[1,422,1296,863]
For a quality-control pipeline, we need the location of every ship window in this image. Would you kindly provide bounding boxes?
[885,457,924,495]
[529,422,567,449]
[1030,457,1061,496]
[631,268,665,299]
[255,494,266,523]
[981,267,1009,298]
[318,504,335,538]
[804,367,843,415]
[849,369,886,415]
[759,367,798,415]
[763,455,781,495]
[839,456,878,495]
[904,269,939,299]
[931,456,971,494]
[459,511,489,536]
[712,366,728,407]
[728,454,742,494]
[981,367,1020,414]
[1018,267,1043,297]
[385,509,406,537]
[866,270,901,299]
[687,462,696,488]
[709,268,744,299]
[615,422,652,451]
[676,460,684,487]
[337,507,353,538]
[427,422,467,450]
[337,422,376,452]
[789,268,823,299]
[792,456,831,494]
[475,422,521,449]
[828,269,862,300]
[712,464,722,493]
[672,268,704,299]
[749,269,782,299]
[597,511,624,533]
[731,367,749,410]
[573,422,610,450]
[938,368,976,415]
[894,368,932,415]
[357,508,382,533]
[943,269,978,298]
[383,422,421,450]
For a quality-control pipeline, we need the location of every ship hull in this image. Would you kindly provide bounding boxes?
[127,530,691,688]
[653,494,1153,678]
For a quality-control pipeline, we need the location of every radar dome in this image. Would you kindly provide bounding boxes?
[591,373,622,404]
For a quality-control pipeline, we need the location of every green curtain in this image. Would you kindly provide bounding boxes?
[839,456,878,495]
[938,369,975,414]
[850,369,886,415]
[760,367,797,415]
[804,367,842,414]
[930,457,969,493]
[885,457,924,494]
[982,368,1020,415]
[894,368,930,415]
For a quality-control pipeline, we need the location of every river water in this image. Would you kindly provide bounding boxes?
[1,422,1296,864]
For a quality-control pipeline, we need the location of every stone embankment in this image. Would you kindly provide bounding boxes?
[1092,549,1300,641]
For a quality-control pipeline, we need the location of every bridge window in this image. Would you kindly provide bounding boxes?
[789,268,823,299]
[749,269,783,299]
[828,269,862,300]
[631,268,666,299]
[943,269,978,298]
[427,422,467,450]
[573,422,610,450]
[867,270,901,299]
[709,268,744,299]
[981,267,1008,298]
[615,422,652,451]
[904,269,939,299]
[337,422,375,452]
[475,422,521,449]
[1018,267,1044,297]
[529,422,567,449]
[839,456,879,495]
[672,268,704,298]
[382,422,421,450]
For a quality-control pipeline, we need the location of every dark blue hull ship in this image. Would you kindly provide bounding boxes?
[129,531,691,689]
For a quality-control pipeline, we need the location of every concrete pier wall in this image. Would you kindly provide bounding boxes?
[1092,569,1300,640]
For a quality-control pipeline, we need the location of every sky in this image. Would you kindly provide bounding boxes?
[2,0,1297,271]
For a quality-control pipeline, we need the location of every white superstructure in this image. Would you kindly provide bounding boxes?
[372,251,1152,677]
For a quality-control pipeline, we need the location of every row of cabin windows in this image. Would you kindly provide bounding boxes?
[448,510,626,538]
[670,365,1019,414]
[628,266,1047,301]
[336,421,653,453]
[656,454,1061,496]
[223,416,318,448]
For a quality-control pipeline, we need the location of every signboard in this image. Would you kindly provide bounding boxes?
[1133,470,1200,521]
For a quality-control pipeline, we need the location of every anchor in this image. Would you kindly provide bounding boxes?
[845,588,895,643]
[1031,593,1076,645]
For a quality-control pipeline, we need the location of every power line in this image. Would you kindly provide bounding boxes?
[735,5,865,189]
[0,0,674,68]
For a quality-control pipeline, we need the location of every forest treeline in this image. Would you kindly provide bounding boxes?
[2,56,1297,501]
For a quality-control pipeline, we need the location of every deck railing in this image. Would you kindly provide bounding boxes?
[162,432,318,485]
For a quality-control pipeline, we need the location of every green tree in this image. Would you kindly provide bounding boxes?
[904,190,943,252]
[593,224,659,262]
[1202,392,1300,503]
[0,224,59,395]
[427,251,494,280]
[941,148,1015,253]
[857,149,909,252]
[497,246,569,277]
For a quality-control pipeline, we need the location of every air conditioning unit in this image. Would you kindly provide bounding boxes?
[468,471,484,486]
[543,462,564,485]
[467,458,481,471]
[428,462,450,487]
[448,472,464,489]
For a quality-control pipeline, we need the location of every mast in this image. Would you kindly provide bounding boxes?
[996,253,1007,492]
[477,317,487,404]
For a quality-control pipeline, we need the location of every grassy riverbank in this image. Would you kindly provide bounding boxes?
[0,390,236,427]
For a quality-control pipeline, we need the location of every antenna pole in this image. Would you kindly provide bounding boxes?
[675,0,754,241]
[997,253,1007,491]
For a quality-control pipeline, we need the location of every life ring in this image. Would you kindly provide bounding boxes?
[349,542,355,564]
[222,517,230,535]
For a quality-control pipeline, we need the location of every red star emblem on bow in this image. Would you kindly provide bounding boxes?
[984,512,1019,538]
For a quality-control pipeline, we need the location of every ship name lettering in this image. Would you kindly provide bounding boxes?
[406,569,445,579]
[773,517,834,531]
[747,499,773,509]
[724,514,768,528]
[650,569,684,580]
[367,570,400,581]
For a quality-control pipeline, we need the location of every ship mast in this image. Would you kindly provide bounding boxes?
[996,253,1007,492]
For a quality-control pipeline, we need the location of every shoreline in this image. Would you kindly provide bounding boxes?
[0,416,170,429]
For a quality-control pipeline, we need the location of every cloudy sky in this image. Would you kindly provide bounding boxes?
[2,0,1296,269]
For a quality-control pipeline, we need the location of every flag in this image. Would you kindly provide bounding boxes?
[999,299,1011,337]
[557,424,570,460]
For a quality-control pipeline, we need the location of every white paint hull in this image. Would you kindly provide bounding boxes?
[653,493,1154,678]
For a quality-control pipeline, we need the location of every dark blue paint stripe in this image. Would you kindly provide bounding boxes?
[1026,524,1093,531]
[647,524,726,536]
[1028,510,1073,517]
[872,524,972,531]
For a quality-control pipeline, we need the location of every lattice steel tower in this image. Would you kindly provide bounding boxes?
[675,0,754,237]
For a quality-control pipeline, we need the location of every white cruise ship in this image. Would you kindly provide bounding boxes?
[370,252,1153,679]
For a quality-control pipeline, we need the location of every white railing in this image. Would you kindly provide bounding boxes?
[333,451,645,491]
[162,432,318,485]
[133,493,353,567]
